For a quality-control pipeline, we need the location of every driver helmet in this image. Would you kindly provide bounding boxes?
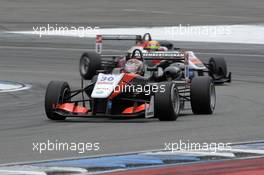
[145,40,160,50]
[124,59,144,75]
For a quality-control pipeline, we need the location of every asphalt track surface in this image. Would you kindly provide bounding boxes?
[0,0,264,164]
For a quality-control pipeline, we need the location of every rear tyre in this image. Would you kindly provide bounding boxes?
[154,82,180,121]
[190,76,216,114]
[209,57,227,82]
[79,51,101,80]
[45,81,71,120]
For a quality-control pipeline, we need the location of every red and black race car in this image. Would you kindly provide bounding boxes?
[45,37,216,121]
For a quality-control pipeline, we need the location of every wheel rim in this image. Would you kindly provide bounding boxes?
[171,84,180,115]
[81,56,90,75]
[210,83,216,110]
[60,87,70,104]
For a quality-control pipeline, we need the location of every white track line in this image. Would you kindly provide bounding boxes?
[0,167,88,175]
[0,46,264,57]
[0,170,46,175]
[6,24,264,44]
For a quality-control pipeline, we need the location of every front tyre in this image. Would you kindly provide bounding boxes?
[154,82,180,121]
[45,81,71,120]
[209,57,227,82]
[190,76,216,114]
[79,52,101,80]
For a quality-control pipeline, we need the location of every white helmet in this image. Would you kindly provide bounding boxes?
[124,59,144,75]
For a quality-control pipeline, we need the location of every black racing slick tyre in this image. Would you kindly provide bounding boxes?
[79,51,101,80]
[158,40,174,50]
[154,82,180,121]
[190,76,216,114]
[45,81,71,120]
[209,57,227,81]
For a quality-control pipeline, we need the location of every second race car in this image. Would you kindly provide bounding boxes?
[80,33,231,84]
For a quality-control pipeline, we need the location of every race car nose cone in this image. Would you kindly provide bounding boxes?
[0,80,31,93]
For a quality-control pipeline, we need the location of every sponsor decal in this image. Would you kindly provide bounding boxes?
[134,52,185,58]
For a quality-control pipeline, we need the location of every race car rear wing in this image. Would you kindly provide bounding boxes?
[140,52,185,60]
[131,49,185,60]
[95,34,143,54]
[97,35,142,41]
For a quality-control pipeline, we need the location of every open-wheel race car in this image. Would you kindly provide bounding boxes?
[82,33,231,84]
[45,35,217,121]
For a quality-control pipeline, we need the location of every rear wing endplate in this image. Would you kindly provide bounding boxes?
[95,35,142,54]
